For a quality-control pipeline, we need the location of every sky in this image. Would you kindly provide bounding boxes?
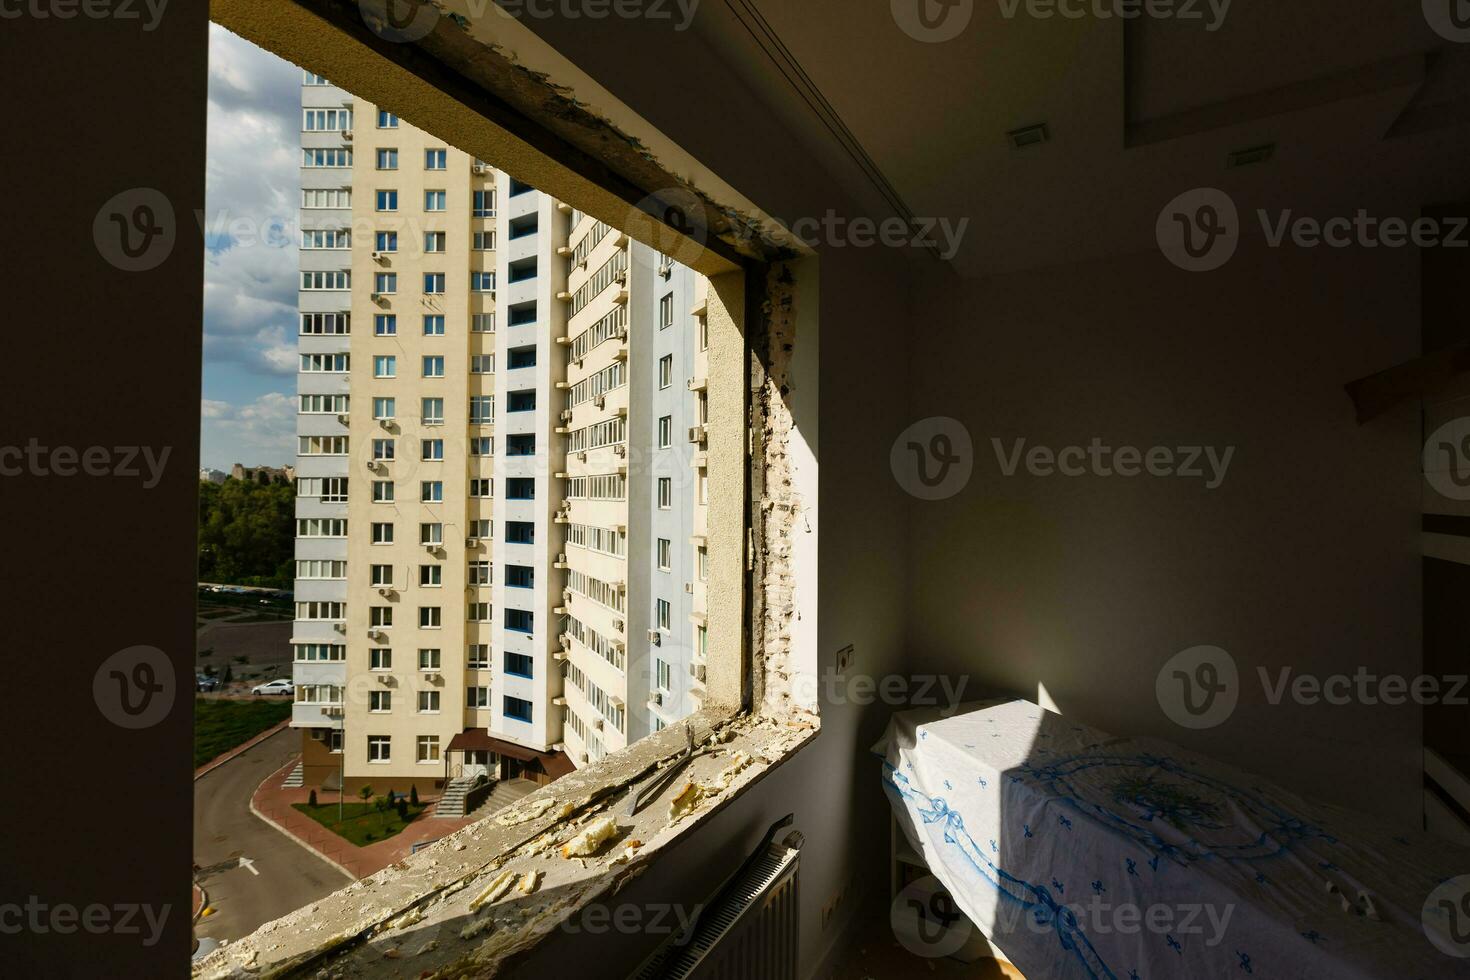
[199,26,301,471]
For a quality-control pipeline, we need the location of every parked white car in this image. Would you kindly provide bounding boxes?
[251,678,292,696]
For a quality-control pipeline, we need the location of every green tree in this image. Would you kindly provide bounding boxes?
[197,477,295,588]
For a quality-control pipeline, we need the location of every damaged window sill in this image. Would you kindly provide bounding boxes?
[194,705,818,978]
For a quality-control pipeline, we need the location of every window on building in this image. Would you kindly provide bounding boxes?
[422,314,445,336]
[376,147,397,170]
[424,190,446,211]
[421,398,444,426]
[375,189,397,211]
[367,736,391,762]
[467,686,489,708]
[371,438,394,461]
[417,735,441,762]
[505,652,533,677]
[418,690,441,713]
[376,109,397,128]
[657,538,671,571]
[371,606,393,628]
[374,272,396,294]
[656,598,671,630]
[505,565,533,588]
[425,148,447,169]
[660,292,673,328]
[420,479,443,502]
[473,231,495,251]
[419,522,443,545]
[423,273,445,295]
[418,648,441,670]
[504,608,533,634]
[424,231,445,253]
[370,648,392,670]
[659,415,672,448]
[467,645,489,669]
[659,354,672,389]
[506,478,534,500]
[419,564,442,587]
[473,189,496,216]
[374,355,396,378]
[503,696,533,723]
[421,439,443,460]
[374,313,396,336]
[371,480,394,503]
[370,690,391,713]
[371,522,394,544]
[658,477,672,509]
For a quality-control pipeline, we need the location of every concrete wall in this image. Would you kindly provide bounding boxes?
[905,240,1424,825]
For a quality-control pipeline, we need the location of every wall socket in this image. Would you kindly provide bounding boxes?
[834,644,855,674]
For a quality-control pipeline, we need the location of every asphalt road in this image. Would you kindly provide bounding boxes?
[193,727,351,942]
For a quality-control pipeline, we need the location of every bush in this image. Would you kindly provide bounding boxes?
[359,785,373,801]
[396,799,409,820]
[309,789,318,807]
[374,795,390,812]
[222,666,233,685]
[410,785,420,806]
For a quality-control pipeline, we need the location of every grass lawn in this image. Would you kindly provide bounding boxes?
[291,801,427,846]
[194,698,291,768]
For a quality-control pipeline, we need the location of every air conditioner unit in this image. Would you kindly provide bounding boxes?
[424,671,441,682]
[370,250,385,261]
[651,691,663,706]
[592,717,603,731]
[336,413,350,424]
[466,537,479,548]
[369,630,385,641]
[690,663,707,683]
[614,271,628,286]
[562,588,572,601]
[593,395,605,409]
[559,410,573,422]
[376,675,391,685]
[424,541,440,552]
[613,444,627,458]
[378,418,392,429]
[369,292,381,301]
[556,553,567,564]
[687,376,707,392]
[648,629,662,646]
[341,130,353,140]
[377,587,393,597]
[688,425,707,444]
[552,695,567,707]
[325,705,344,717]
[685,582,693,594]
[472,163,489,175]
[577,451,588,462]
[613,618,624,632]
[333,622,347,633]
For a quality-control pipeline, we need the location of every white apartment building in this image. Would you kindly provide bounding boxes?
[291,73,705,797]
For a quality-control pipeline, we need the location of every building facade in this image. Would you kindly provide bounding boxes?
[292,72,705,796]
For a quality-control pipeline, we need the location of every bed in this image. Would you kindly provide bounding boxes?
[875,698,1470,979]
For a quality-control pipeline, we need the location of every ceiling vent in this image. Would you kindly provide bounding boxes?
[1226,143,1275,168]
[1006,123,1049,150]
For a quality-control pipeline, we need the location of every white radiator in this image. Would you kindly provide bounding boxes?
[630,818,802,980]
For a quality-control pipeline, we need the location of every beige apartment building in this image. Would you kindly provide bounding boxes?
[292,73,708,800]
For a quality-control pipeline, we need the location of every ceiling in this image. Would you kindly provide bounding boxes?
[687,0,1470,277]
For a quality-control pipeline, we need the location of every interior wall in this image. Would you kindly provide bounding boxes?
[905,238,1425,825]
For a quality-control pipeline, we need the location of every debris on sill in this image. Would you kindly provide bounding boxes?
[559,814,618,858]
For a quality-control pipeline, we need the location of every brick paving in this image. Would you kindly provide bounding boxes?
[250,754,480,879]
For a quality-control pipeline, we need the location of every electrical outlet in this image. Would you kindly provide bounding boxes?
[834,644,855,674]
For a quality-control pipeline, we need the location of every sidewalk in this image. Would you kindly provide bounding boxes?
[250,755,482,878]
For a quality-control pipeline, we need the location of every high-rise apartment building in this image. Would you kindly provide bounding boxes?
[291,73,706,797]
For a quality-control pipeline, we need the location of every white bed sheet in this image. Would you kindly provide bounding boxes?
[874,699,1470,979]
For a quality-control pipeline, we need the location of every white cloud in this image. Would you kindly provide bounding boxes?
[203,25,300,379]
[200,392,296,469]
